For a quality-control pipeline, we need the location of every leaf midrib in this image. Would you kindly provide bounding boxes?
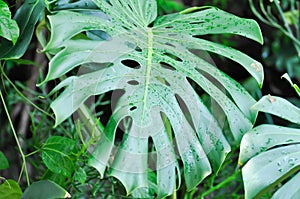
[141,28,154,127]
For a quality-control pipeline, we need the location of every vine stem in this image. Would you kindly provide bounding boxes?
[195,170,240,199]
[0,90,30,186]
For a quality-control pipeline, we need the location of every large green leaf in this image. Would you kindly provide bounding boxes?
[21,180,71,199]
[0,0,19,45]
[41,136,76,177]
[0,179,22,199]
[41,0,263,197]
[240,95,300,199]
[0,0,45,59]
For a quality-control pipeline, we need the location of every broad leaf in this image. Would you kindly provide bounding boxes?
[240,96,300,198]
[42,136,76,177]
[0,0,45,59]
[0,0,19,45]
[41,0,263,197]
[0,151,9,170]
[22,180,71,199]
[0,179,22,199]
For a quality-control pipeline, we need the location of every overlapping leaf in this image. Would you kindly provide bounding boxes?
[0,0,19,45]
[239,95,300,199]
[0,0,45,59]
[41,0,263,197]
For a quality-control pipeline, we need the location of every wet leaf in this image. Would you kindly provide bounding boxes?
[240,96,300,198]
[252,95,300,124]
[41,0,263,197]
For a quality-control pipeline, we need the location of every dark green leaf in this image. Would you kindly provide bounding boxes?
[0,151,9,170]
[0,0,46,59]
[21,180,71,199]
[0,0,19,44]
[0,179,22,199]
[42,136,76,177]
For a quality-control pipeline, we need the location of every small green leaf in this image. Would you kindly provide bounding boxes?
[42,136,76,177]
[0,0,19,44]
[0,151,9,170]
[0,179,22,199]
[21,180,71,199]
[74,168,86,184]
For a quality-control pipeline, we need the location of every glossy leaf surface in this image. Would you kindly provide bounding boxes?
[0,0,19,45]
[240,95,300,199]
[42,0,263,196]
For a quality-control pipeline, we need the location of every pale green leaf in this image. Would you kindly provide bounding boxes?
[240,96,300,199]
[239,125,300,165]
[242,144,300,199]
[21,180,71,199]
[0,0,19,45]
[272,172,300,199]
[42,0,263,196]
[0,179,22,199]
[252,95,300,124]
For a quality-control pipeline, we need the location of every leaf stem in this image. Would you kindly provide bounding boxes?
[0,90,30,186]
[196,170,240,199]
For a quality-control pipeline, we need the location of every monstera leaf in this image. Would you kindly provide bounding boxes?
[239,95,300,198]
[41,0,263,197]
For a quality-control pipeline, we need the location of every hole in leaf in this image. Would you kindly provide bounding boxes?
[189,21,204,25]
[175,94,196,132]
[130,106,137,111]
[165,42,176,48]
[122,25,130,31]
[163,53,183,62]
[115,117,132,143]
[148,21,155,28]
[160,62,176,71]
[165,26,174,29]
[156,76,171,86]
[86,30,111,41]
[121,59,141,69]
[127,80,139,85]
[148,136,157,171]
[135,46,142,52]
